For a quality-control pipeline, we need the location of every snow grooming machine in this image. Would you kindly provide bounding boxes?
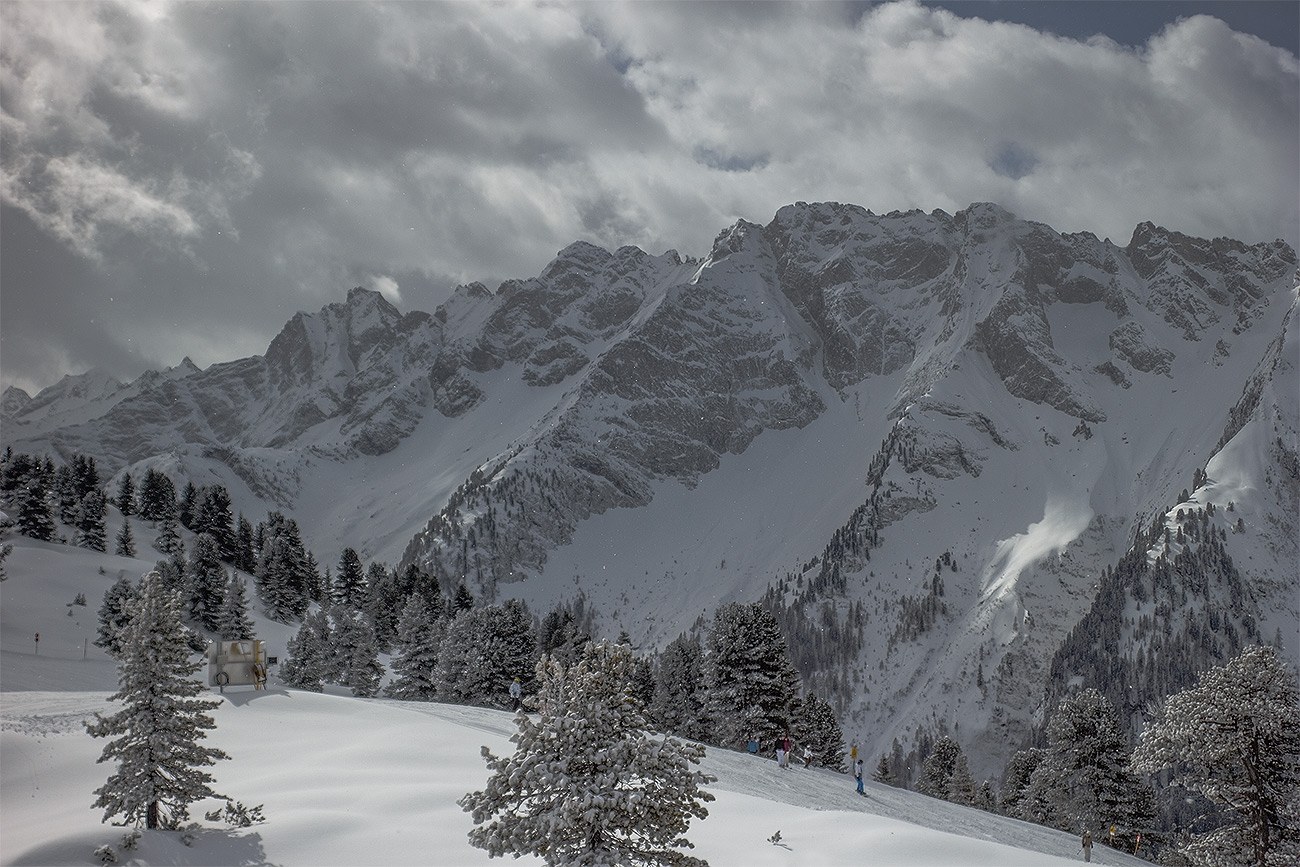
[206,640,268,692]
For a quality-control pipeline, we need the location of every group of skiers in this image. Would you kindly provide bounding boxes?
[747,733,815,770]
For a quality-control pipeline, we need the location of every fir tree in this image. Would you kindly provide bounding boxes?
[234,515,257,575]
[185,533,227,632]
[216,574,256,641]
[280,610,332,692]
[704,601,800,751]
[648,633,709,742]
[77,489,108,552]
[95,575,140,657]
[193,485,234,562]
[385,594,443,701]
[333,610,385,697]
[115,473,136,517]
[1132,645,1300,867]
[115,517,136,557]
[333,548,368,610]
[872,754,895,786]
[460,640,716,866]
[916,737,964,801]
[453,582,474,613]
[137,469,177,522]
[85,571,229,829]
[1024,689,1153,846]
[947,751,977,806]
[792,693,846,771]
[17,479,55,541]
[156,507,183,556]
[178,482,198,529]
[999,747,1045,818]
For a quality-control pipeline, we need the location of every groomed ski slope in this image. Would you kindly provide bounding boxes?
[0,540,1150,866]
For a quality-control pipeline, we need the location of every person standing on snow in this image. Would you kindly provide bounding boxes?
[802,745,813,768]
[1081,829,1092,862]
[854,758,865,795]
[777,733,792,769]
[747,733,759,755]
[509,677,522,711]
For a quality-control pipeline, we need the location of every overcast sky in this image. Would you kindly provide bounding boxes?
[2,0,1297,397]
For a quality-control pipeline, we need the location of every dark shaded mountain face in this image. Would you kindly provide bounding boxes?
[5,201,1295,777]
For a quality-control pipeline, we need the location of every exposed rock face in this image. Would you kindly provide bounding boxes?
[6,202,1295,783]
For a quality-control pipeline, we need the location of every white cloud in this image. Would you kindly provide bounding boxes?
[1,0,1295,394]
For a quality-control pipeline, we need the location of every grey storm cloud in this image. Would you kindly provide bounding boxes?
[1,0,1297,396]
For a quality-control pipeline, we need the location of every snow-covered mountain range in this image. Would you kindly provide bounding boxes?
[4,201,1296,779]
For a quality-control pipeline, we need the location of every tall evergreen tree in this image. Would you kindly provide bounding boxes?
[385,594,443,701]
[137,469,177,522]
[77,489,108,552]
[233,515,257,575]
[17,479,55,541]
[216,574,256,641]
[872,754,896,786]
[704,601,800,751]
[460,640,715,867]
[115,473,136,517]
[999,747,1045,819]
[916,737,965,801]
[178,482,198,529]
[333,610,385,697]
[793,693,847,771]
[185,533,227,632]
[648,633,709,742]
[193,485,235,562]
[280,610,332,692]
[115,516,136,558]
[333,548,368,610]
[156,505,183,556]
[95,575,140,657]
[1023,689,1153,847]
[85,571,229,829]
[1132,645,1300,867]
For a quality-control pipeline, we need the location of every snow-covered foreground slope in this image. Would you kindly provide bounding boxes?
[0,540,1148,867]
[2,690,1148,867]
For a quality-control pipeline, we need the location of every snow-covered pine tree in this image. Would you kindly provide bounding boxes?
[704,601,800,751]
[136,469,175,522]
[460,640,716,867]
[947,751,977,806]
[648,633,709,742]
[1131,645,1300,867]
[185,533,227,632]
[332,609,384,697]
[115,472,135,517]
[233,515,257,575]
[115,516,136,557]
[255,514,312,622]
[77,488,108,552]
[872,754,895,786]
[85,571,229,829]
[792,693,847,771]
[156,508,183,556]
[916,736,964,801]
[332,548,368,611]
[279,609,332,692]
[193,485,235,562]
[999,747,1045,819]
[435,602,537,707]
[1024,689,1153,846]
[95,575,140,657]
[216,574,255,641]
[385,594,442,701]
[17,479,55,541]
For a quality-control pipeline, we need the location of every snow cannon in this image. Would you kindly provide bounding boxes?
[206,640,268,692]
